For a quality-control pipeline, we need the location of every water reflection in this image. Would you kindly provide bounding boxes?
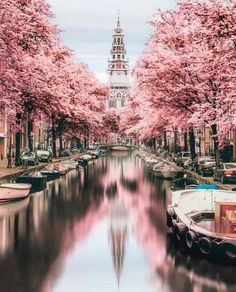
[109,202,128,285]
[0,153,234,292]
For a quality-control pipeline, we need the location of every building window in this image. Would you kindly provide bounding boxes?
[118,38,120,45]
[113,55,115,59]
[121,99,125,107]
[118,55,120,59]
[122,55,124,59]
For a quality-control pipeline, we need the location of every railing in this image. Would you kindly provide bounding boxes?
[98,144,137,149]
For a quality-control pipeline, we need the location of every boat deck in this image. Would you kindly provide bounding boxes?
[192,213,236,238]
[196,219,217,232]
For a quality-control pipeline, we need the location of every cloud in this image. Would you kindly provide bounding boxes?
[47,0,176,81]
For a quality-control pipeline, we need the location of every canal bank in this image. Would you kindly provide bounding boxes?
[0,153,82,182]
[184,169,236,191]
[136,149,236,191]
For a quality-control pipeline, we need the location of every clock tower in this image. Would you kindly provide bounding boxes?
[107,15,130,110]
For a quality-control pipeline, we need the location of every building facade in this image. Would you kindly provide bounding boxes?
[107,17,130,110]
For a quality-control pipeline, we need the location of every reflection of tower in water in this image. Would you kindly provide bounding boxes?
[109,201,129,287]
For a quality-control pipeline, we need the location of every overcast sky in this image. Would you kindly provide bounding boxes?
[47,0,176,82]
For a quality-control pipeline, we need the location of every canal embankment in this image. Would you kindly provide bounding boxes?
[184,169,235,191]
[136,149,236,191]
[0,153,82,183]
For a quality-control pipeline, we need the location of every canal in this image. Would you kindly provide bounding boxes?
[0,152,236,292]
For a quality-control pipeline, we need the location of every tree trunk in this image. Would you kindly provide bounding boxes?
[7,134,12,168]
[163,131,167,150]
[76,138,81,148]
[59,133,63,151]
[84,138,87,149]
[184,131,188,152]
[211,124,220,166]
[189,128,196,161]
[52,121,57,158]
[28,120,33,152]
[15,113,22,166]
[153,138,157,149]
[174,128,178,153]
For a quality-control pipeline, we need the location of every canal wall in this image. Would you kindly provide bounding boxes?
[0,154,81,183]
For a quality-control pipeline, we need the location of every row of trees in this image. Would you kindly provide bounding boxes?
[121,0,236,163]
[0,0,113,165]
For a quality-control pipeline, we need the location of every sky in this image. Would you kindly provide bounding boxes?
[47,0,176,83]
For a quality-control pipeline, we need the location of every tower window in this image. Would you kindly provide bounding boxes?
[109,99,116,108]
[117,93,122,99]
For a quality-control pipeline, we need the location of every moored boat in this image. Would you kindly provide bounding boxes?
[40,169,60,181]
[58,164,68,175]
[61,160,78,170]
[45,163,68,176]
[76,154,92,167]
[16,171,47,191]
[153,162,183,180]
[167,187,236,262]
[144,156,160,167]
[0,183,31,202]
[86,150,99,159]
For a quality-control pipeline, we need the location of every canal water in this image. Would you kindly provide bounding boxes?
[0,152,236,292]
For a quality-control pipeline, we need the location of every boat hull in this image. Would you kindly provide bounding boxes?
[40,171,60,181]
[167,189,236,263]
[16,175,47,191]
[0,183,31,201]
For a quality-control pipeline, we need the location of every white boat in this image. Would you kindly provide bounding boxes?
[80,154,92,161]
[153,163,183,179]
[167,188,236,262]
[86,150,99,159]
[144,156,159,166]
[0,183,31,201]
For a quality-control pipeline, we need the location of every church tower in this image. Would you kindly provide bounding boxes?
[107,15,130,110]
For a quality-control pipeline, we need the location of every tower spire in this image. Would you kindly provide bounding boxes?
[117,9,120,27]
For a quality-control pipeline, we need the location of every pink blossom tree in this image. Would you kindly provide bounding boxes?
[132,0,236,163]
